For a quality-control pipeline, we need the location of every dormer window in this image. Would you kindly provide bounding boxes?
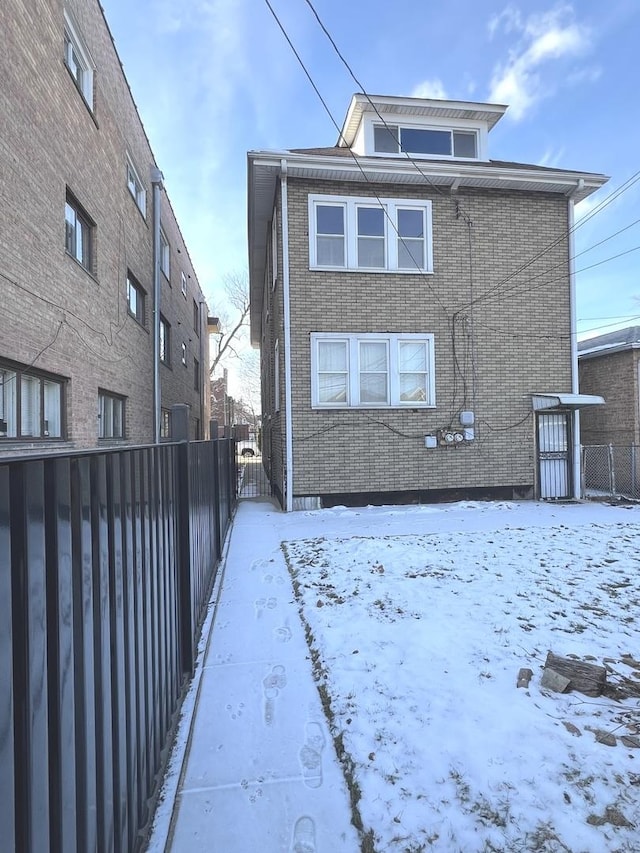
[373,124,478,159]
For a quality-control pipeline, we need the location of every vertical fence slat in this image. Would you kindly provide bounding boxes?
[132,449,148,833]
[0,466,15,852]
[107,453,129,853]
[71,456,98,853]
[11,461,51,852]
[176,441,193,673]
[45,458,77,853]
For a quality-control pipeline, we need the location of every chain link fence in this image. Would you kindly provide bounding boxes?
[582,445,640,500]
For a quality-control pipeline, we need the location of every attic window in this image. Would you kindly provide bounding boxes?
[373,124,477,159]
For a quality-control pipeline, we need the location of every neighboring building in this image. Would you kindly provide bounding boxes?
[248,93,607,509]
[210,371,234,436]
[578,326,640,445]
[0,0,210,454]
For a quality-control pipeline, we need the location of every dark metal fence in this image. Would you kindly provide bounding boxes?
[0,437,236,853]
[582,444,640,500]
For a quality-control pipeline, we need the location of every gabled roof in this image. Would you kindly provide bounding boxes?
[578,326,640,358]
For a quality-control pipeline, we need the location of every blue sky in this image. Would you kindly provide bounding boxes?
[101,0,640,340]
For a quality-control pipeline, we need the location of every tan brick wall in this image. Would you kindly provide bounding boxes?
[579,350,640,445]
[0,0,209,453]
[262,176,573,500]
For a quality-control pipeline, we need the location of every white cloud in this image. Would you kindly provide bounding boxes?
[487,5,592,119]
[410,79,447,100]
[537,146,566,168]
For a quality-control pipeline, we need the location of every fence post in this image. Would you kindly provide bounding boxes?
[608,444,616,497]
[172,405,194,674]
[632,445,637,498]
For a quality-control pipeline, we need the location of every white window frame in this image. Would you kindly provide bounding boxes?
[63,9,95,108]
[160,228,170,278]
[181,270,187,297]
[126,156,146,216]
[363,114,487,161]
[309,194,433,273]
[310,332,435,409]
[181,342,187,366]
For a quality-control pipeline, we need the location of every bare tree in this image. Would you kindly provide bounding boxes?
[209,271,250,377]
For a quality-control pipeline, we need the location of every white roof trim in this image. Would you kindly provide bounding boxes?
[531,393,605,410]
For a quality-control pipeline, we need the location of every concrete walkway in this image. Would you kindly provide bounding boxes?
[148,499,361,853]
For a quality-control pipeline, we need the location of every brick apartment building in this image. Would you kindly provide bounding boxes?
[579,326,640,446]
[248,93,607,509]
[0,0,211,454]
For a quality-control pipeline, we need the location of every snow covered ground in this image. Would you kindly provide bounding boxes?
[283,500,640,852]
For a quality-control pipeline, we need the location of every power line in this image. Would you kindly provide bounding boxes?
[463,171,640,310]
[263,0,451,315]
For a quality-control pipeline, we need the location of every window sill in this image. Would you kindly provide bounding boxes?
[65,250,98,282]
[309,265,433,275]
[311,404,436,411]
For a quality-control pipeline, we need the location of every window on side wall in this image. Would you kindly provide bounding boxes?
[160,228,170,278]
[160,408,171,439]
[126,156,146,216]
[98,390,125,439]
[160,316,171,365]
[193,357,200,392]
[181,342,187,366]
[0,362,65,440]
[181,271,187,297]
[63,10,94,109]
[310,333,435,408]
[193,299,200,335]
[274,339,280,412]
[126,272,145,325]
[65,190,95,272]
[309,194,432,273]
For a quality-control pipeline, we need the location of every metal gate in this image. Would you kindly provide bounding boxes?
[537,412,571,499]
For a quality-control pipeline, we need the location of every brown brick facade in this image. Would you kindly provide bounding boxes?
[261,177,573,504]
[0,0,209,454]
[579,350,640,446]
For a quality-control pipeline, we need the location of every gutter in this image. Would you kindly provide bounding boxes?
[151,167,164,444]
[280,159,294,512]
[567,178,584,499]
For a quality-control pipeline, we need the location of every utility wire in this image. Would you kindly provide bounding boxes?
[463,171,640,310]
[301,0,474,226]
[262,0,453,316]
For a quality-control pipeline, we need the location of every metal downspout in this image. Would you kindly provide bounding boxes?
[280,159,294,511]
[151,167,164,444]
[568,179,583,499]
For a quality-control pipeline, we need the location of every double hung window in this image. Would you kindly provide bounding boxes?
[309,195,432,272]
[311,333,435,408]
